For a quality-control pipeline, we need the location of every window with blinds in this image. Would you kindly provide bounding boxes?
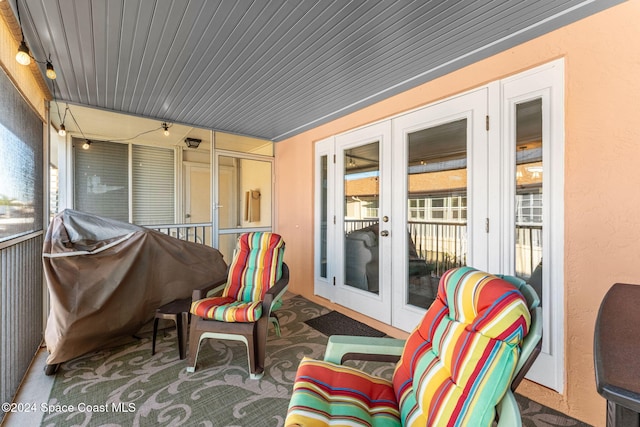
[73,140,175,225]
[132,145,174,225]
[0,68,44,242]
[74,139,129,222]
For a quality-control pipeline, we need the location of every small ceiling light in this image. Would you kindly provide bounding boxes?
[82,140,91,150]
[161,122,170,136]
[58,124,66,136]
[15,0,32,66]
[16,40,31,66]
[46,61,57,79]
[184,138,201,149]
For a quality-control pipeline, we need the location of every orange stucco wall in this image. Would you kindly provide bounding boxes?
[276,2,640,425]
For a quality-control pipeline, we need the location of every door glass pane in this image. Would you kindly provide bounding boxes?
[515,99,543,304]
[218,156,272,230]
[406,119,468,309]
[217,156,272,257]
[218,156,238,230]
[320,155,328,278]
[344,142,379,294]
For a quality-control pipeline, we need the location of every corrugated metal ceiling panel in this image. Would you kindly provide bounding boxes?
[15,0,623,141]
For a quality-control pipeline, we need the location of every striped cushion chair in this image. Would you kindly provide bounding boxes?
[285,266,531,426]
[187,232,288,379]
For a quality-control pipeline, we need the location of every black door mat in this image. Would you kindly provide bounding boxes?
[305,311,386,337]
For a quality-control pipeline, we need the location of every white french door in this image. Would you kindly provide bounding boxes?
[333,122,393,323]
[390,89,488,331]
[316,91,486,328]
[314,61,564,391]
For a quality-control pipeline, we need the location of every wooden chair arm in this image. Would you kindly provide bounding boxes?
[324,335,406,365]
[192,275,227,301]
[263,263,290,313]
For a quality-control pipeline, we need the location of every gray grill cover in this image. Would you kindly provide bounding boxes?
[43,209,227,365]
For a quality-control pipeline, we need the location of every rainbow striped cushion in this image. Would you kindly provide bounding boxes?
[286,357,401,427]
[190,297,262,322]
[223,232,285,302]
[190,232,284,322]
[393,267,530,426]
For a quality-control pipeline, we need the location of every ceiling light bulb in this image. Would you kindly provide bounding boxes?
[161,122,170,136]
[46,61,56,79]
[58,124,66,136]
[82,140,91,150]
[16,41,31,66]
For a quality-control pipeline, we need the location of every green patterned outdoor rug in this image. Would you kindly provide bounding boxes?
[44,293,590,427]
[44,294,335,427]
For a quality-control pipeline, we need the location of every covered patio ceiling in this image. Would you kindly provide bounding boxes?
[11,0,622,141]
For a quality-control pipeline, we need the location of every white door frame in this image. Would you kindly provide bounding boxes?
[313,60,565,392]
[333,122,393,324]
[213,150,275,249]
[314,137,335,301]
[390,88,488,332]
[500,59,565,392]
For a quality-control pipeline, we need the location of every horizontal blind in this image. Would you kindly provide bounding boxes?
[132,145,174,225]
[74,139,129,222]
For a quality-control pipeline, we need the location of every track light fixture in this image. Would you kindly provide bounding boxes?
[161,122,170,136]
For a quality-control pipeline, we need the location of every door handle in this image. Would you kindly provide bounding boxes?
[185,213,191,218]
[380,230,389,237]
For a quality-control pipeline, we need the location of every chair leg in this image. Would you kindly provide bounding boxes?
[179,312,189,360]
[244,330,258,375]
[152,317,159,355]
[175,313,189,360]
[253,316,269,379]
[186,320,202,372]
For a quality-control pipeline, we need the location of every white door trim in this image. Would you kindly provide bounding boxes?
[334,121,393,324]
[390,88,488,332]
[500,58,565,392]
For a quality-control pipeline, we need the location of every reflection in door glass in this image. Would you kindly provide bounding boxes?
[406,119,468,309]
[320,155,328,278]
[515,99,543,305]
[343,142,380,294]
